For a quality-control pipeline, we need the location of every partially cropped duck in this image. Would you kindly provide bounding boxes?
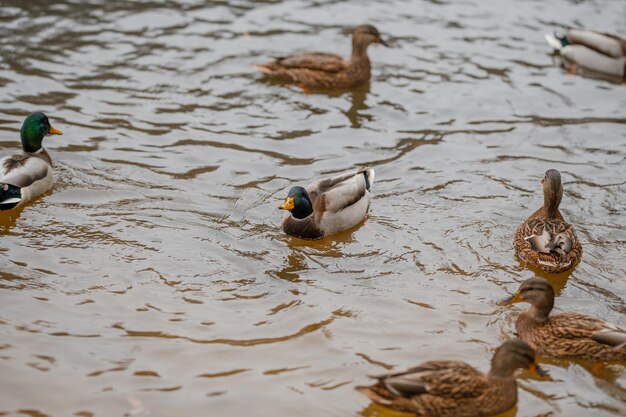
[500,278,626,367]
[514,169,582,273]
[256,24,390,89]
[545,29,626,78]
[357,339,549,417]
[0,112,62,211]
[279,167,374,239]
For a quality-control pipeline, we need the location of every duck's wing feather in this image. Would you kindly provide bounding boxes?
[591,322,626,348]
[548,313,623,343]
[525,230,552,253]
[568,29,625,58]
[308,167,373,213]
[0,155,50,188]
[554,232,573,253]
[539,313,626,357]
[524,230,574,254]
[276,52,346,72]
[520,218,577,253]
[372,360,487,399]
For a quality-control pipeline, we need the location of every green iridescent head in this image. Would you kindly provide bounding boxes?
[20,112,62,153]
[278,186,313,219]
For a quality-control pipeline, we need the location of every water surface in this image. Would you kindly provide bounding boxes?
[0,0,625,416]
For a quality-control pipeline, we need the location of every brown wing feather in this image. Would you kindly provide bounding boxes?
[369,360,487,399]
[514,209,582,273]
[1,154,29,175]
[521,313,626,361]
[275,52,346,72]
[358,360,515,417]
[256,52,370,88]
[406,361,487,399]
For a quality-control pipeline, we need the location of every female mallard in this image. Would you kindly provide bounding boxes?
[278,167,374,239]
[514,169,582,273]
[545,30,626,78]
[500,277,626,365]
[357,339,549,417]
[256,24,390,89]
[0,112,62,210]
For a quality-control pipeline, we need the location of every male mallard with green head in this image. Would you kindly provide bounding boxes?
[514,169,582,273]
[256,24,391,89]
[357,339,549,417]
[0,112,62,210]
[279,167,374,239]
[500,278,626,365]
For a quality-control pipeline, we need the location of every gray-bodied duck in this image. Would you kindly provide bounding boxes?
[545,29,626,78]
[256,25,390,89]
[357,339,549,417]
[279,167,374,239]
[514,169,582,273]
[0,112,62,210]
[500,277,626,366]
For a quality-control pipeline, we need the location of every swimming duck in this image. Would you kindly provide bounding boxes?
[357,339,549,417]
[514,169,582,273]
[545,30,626,78]
[0,112,62,210]
[256,24,390,89]
[500,277,626,365]
[278,167,374,239]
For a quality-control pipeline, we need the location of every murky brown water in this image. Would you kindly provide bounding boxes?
[1,1,625,416]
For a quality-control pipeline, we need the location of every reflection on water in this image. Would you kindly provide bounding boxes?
[345,84,372,128]
[0,0,625,416]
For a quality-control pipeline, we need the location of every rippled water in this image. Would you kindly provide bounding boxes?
[0,1,625,416]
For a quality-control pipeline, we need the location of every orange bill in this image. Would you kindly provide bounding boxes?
[528,363,551,380]
[279,197,295,210]
[498,292,523,305]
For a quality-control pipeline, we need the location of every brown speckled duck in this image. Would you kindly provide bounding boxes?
[256,25,390,89]
[278,167,374,239]
[500,278,626,366]
[357,339,549,417]
[514,169,582,273]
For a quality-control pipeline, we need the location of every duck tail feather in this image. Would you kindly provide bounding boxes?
[0,184,21,211]
[363,168,375,191]
[544,32,569,51]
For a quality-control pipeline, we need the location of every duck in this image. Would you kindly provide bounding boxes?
[514,169,582,273]
[545,29,626,78]
[256,24,390,89]
[0,112,62,211]
[278,167,374,239]
[357,339,550,417]
[499,277,626,367]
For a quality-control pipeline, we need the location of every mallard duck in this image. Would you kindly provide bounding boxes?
[256,24,390,89]
[278,167,374,239]
[514,169,582,273]
[357,339,549,417]
[545,30,626,78]
[0,112,62,210]
[500,277,626,365]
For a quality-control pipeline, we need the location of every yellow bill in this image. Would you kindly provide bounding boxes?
[48,126,63,135]
[279,197,295,210]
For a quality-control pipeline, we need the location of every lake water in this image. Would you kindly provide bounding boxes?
[0,1,624,416]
